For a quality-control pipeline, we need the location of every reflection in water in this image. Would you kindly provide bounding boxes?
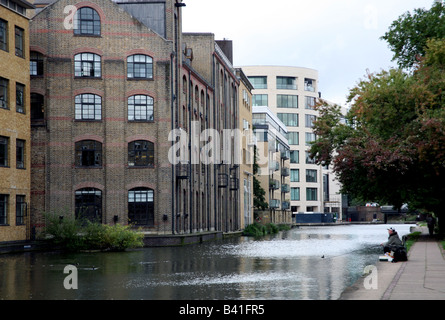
[0,224,411,300]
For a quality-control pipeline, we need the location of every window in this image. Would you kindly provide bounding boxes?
[305,96,316,109]
[16,139,25,169]
[252,94,268,107]
[306,151,315,164]
[128,95,153,121]
[287,132,299,145]
[75,94,101,120]
[128,188,154,226]
[305,132,316,146]
[75,140,102,167]
[277,76,297,90]
[127,54,153,79]
[304,78,315,92]
[248,76,267,89]
[277,113,298,127]
[306,169,318,182]
[31,93,44,121]
[30,52,44,76]
[74,7,101,36]
[307,188,318,201]
[128,140,154,167]
[0,77,8,109]
[14,26,23,57]
[0,19,7,52]
[0,136,8,167]
[305,114,316,128]
[74,53,101,78]
[277,95,298,108]
[291,187,300,201]
[16,83,24,113]
[290,169,299,182]
[0,194,8,225]
[75,188,102,222]
[290,150,299,163]
[16,195,26,225]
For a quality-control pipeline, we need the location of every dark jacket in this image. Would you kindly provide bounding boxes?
[383,232,403,249]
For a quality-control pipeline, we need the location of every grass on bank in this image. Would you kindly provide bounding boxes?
[405,231,421,252]
[43,213,144,252]
[243,223,291,237]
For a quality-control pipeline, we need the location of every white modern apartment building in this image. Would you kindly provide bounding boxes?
[241,66,343,217]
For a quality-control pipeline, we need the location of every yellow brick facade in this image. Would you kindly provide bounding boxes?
[0,2,32,242]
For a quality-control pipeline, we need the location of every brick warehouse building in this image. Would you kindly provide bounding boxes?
[29,0,241,237]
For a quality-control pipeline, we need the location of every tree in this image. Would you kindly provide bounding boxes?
[381,1,445,70]
[310,39,445,235]
[253,145,268,210]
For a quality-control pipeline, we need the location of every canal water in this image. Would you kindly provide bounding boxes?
[0,224,412,300]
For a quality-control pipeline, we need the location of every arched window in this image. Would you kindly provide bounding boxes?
[127,54,153,79]
[74,7,101,36]
[128,140,154,167]
[75,188,102,222]
[128,95,153,121]
[75,94,101,120]
[128,188,154,226]
[75,140,102,167]
[74,53,101,78]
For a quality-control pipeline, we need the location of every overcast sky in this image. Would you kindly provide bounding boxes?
[182,0,438,106]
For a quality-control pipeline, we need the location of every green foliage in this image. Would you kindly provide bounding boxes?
[252,145,268,210]
[310,39,445,234]
[43,212,144,252]
[405,231,422,252]
[381,2,445,70]
[243,223,290,237]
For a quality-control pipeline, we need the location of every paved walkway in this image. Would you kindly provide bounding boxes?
[339,226,445,300]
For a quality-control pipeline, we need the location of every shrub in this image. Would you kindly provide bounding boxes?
[43,212,144,252]
[243,223,290,237]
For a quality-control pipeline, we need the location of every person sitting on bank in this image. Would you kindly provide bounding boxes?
[381,227,403,253]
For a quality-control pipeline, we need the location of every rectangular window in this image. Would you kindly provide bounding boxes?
[276,76,297,90]
[252,94,268,107]
[14,26,24,58]
[287,132,299,145]
[305,96,316,109]
[304,78,315,92]
[306,169,318,182]
[291,187,300,201]
[0,19,7,52]
[277,113,298,127]
[277,95,298,108]
[16,139,25,169]
[0,136,8,167]
[290,169,299,182]
[290,150,299,163]
[0,77,8,109]
[248,76,267,89]
[305,114,316,128]
[30,52,44,76]
[16,83,24,113]
[305,132,316,146]
[306,151,315,164]
[16,195,26,225]
[0,194,8,225]
[307,188,318,201]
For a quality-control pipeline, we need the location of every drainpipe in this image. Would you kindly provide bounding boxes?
[170,52,176,235]
[188,69,193,234]
[212,55,218,232]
